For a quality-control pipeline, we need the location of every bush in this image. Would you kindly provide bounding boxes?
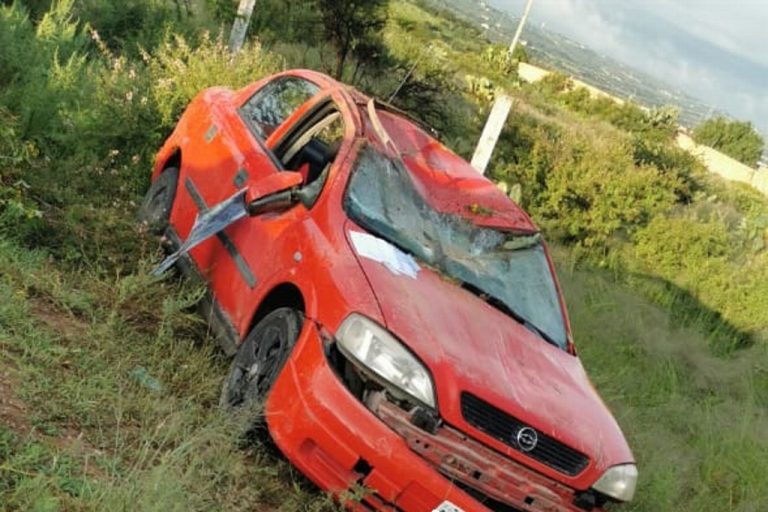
[631,136,703,202]
[0,0,88,149]
[144,31,282,129]
[537,71,571,96]
[535,73,679,143]
[693,116,764,168]
[632,213,768,348]
[0,108,41,228]
[634,215,732,272]
[0,107,37,167]
[0,0,281,268]
[492,113,681,249]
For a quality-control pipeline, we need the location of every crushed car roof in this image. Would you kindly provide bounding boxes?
[361,100,538,233]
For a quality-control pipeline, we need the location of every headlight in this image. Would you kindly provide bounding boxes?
[592,464,638,502]
[336,313,436,408]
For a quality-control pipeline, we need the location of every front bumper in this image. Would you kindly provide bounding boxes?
[264,320,603,512]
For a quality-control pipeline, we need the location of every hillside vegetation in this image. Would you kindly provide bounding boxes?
[1,1,767,511]
[693,116,765,168]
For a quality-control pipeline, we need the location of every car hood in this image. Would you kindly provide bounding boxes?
[345,227,634,487]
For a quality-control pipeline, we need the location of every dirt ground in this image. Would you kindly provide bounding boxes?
[0,364,30,436]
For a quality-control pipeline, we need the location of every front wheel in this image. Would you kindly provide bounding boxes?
[138,167,179,235]
[220,308,303,428]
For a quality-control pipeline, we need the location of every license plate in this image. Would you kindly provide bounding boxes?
[433,501,465,512]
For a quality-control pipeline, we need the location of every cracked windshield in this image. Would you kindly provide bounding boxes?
[345,144,567,349]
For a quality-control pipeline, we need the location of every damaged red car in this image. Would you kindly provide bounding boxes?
[139,69,636,512]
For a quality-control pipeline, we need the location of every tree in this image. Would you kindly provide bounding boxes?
[314,0,389,80]
[247,0,320,45]
[481,44,525,75]
[511,43,528,64]
[693,116,765,168]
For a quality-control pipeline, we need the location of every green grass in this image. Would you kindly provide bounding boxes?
[0,238,337,511]
[557,256,768,510]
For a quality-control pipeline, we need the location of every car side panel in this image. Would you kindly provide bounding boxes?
[221,90,368,337]
[205,91,334,330]
[226,135,375,338]
[192,89,287,327]
[160,86,290,330]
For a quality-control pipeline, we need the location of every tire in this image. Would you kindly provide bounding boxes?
[138,167,179,235]
[220,308,303,430]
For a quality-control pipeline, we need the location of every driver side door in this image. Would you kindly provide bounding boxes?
[205,79,349,336]
[182,76,321,328]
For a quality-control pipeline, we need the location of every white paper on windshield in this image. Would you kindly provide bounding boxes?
[350,231,420,279]
[432,501,465,512]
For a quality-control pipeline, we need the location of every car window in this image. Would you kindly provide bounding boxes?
[312,114,345,150]
[239,77,320,139]
[283,113,344,171]
[276,106,345,208]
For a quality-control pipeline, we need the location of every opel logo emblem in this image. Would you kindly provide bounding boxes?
[516,427,538,452]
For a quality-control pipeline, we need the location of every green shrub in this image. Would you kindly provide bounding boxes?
[693,116,765,168]
[0,108,43,236]
[0,107,37,167]
[205,0,236,22]
[0,0,280,269]
[535,73,679,143]
[537,71,571,96]
[0,0,88,148]
[144,31,282,129]
[631,136,703,201]
[631,214,768,349]
[74,0,194,51]
[634,216,732,268]
[492,113,681,249]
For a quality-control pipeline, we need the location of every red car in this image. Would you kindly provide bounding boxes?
[140,69,636,512]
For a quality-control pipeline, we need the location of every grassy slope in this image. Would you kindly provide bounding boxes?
[560,258,768,511]
[0,239,337,511]
[1,0,767,511]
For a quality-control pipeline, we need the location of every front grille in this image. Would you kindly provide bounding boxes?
[460,392,589,476]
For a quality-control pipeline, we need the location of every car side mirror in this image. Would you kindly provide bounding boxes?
[246,171,303,216]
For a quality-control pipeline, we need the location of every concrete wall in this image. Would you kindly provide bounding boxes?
[517,62,624,104]
[518,62,550,84]
[676,132,768,196]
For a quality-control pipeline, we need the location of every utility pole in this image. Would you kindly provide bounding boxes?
[228,0,257,53]
[470,0,534,175]
[470,94,514,173]
[507,0,534,62]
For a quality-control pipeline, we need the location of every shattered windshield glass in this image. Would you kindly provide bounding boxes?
[344,145,568,350]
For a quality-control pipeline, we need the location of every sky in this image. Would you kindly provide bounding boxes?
[489,0,768,139]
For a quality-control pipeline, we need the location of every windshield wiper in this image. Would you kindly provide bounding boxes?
[460,281,562,349]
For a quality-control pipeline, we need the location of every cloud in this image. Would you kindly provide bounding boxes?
[490,0,768,136]
[635,0,768,68]
[513,0,623,55]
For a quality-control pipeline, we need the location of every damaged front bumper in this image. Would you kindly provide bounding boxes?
[265,320,603,512]
[369,393,601,512]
